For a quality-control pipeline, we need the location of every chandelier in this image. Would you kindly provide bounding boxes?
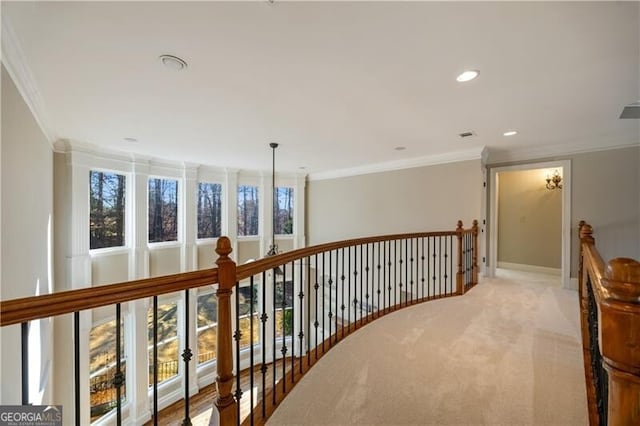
[546,170,563,190]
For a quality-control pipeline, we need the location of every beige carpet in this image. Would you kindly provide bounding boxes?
[267,270,588,425]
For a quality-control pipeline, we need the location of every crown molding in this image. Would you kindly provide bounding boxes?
[308,146,486,181]
[1,14,57,145]
[486,139,640,165]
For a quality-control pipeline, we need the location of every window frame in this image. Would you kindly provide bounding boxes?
[196,181,224,242]
[89,168,130,253]
[147,175,181,246]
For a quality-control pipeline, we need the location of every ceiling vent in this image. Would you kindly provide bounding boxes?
[620,102,640,119]
[459,131,476,138]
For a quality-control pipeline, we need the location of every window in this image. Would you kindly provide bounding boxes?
[90,171,126,249]
[148,302,179,385]
[89,319,125,423]
[237,185,259,236]
[197,293,217,364]
[274,187,294,235]
[197,183,222,239]
[148,178,178,243]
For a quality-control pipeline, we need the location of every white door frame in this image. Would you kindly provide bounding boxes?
[488,160,572,288]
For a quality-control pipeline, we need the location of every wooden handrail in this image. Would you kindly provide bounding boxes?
[236,230,458,281]
[0,230,464,327]
[578,221,640,425]
[0,269,218,327]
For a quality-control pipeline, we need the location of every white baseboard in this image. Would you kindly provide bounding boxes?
[497,262,561,276]
[568,277,579,291]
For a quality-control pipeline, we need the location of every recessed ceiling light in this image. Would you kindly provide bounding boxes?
[503,130,518,136]
[394,146,406,151]
[123,137,138,143]
[159,54,188,71]
[456,70,479,82]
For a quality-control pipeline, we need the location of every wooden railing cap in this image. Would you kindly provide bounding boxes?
[215,236,232,259]
[602,257,640,303]
[456,220,463,230]
[579,222,595,243]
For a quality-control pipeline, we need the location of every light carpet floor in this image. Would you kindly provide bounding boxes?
[267,269,588,425]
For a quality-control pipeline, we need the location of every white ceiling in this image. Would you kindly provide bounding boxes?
[2,1,639,175]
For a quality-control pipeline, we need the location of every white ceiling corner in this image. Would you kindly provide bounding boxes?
[1,13,56,145]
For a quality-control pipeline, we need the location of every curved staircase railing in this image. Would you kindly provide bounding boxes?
[578,221,640,426]
[0,220,479,425]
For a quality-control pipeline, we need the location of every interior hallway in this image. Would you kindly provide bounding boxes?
[267,270,588,425]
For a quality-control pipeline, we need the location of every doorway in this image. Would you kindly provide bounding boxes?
[488,160,571,288]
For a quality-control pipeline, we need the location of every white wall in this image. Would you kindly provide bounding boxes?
[307,159,483,245]
[1,65,54,405]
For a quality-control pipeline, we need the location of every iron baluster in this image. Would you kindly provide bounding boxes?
[432,236,437,297]
[348,247,352,329]
[587,275,608,424]
[261,271,267,419]
[153,296,158,425]
[335,251,339,342]
[298,259,304,375]
[340,248,346,340]
[328,251,332,347]
[306,257,311,368]
[234,283,242,420]
[314,255,319,360]
[74,313,80,426]
[376,242,381,318]
[182,289,192,426]
[272,266,277,404]
[365,243,370,322]
[387,241,392,313]
[249,276,255,424]
[282,263,287,395]
[114,303,123,426]
[321,253,326,351]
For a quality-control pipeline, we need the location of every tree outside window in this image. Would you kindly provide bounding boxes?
[148,178,178,243]
[237,185,259,236]
[274,187,294,235]
[90,171,126,249]
[197,183,222,239]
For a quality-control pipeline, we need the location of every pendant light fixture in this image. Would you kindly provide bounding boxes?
[267,142,279,257]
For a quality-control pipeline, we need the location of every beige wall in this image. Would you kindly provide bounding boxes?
[571,147,640,269]
[1,65,54,404]
[307,160,482,245]
[497,169,562,269]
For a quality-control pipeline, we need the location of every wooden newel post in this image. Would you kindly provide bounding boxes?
[213,237,238,425]
[471,219,479,286]
[600,258,640,425]
[456,220,464,295]
[578,222,599,425]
